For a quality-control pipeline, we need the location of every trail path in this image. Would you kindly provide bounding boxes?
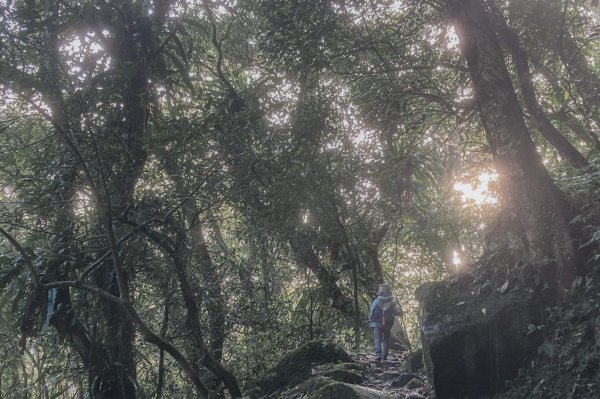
[351,351,432,399]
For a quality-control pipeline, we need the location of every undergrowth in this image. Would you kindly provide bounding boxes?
[494,161,600,398]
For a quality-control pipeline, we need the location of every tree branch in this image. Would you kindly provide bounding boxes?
[0,226,41,287]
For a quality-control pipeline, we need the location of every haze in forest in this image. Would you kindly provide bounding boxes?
[1,0,599,398]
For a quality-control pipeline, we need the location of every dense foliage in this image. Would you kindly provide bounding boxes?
[0,0,598,397]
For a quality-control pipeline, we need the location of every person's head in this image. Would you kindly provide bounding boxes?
[378,283,392,297]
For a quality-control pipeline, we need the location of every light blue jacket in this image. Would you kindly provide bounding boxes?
[369,294,392,328]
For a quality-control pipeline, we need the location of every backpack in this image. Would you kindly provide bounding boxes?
[370,297,396,328]
[380,297,396,328]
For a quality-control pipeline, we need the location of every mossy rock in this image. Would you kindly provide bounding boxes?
[251,340,353,396]
[318,362,364,384]
[296,376,336,395]
[321,368,364,384]
[307,381,395,399]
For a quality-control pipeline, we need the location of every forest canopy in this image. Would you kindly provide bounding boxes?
[0,0,599,397]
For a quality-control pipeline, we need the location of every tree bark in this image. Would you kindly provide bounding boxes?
[446,0,578,287]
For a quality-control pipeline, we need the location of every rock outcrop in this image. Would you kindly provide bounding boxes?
[249,339,353,397]
[416,272,545,398]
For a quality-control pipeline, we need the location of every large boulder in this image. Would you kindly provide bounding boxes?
[321,363,365,384]
[250,339,353,397]
[416,272,545,398]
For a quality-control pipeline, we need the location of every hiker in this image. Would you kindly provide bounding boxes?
[369,283,400,361]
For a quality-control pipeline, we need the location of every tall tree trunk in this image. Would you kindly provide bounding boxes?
[487,0,589,169]
[187,219,226,362]
[131,222,241,398]
[162,158,227,363]
[170,245,242,398]
[39,3,138,394]
[445,0,579,288]
[555,111,600,153]
[92,264,136,398]
[155,292,171,399]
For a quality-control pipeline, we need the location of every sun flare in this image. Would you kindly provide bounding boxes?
[453,172,498,206]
